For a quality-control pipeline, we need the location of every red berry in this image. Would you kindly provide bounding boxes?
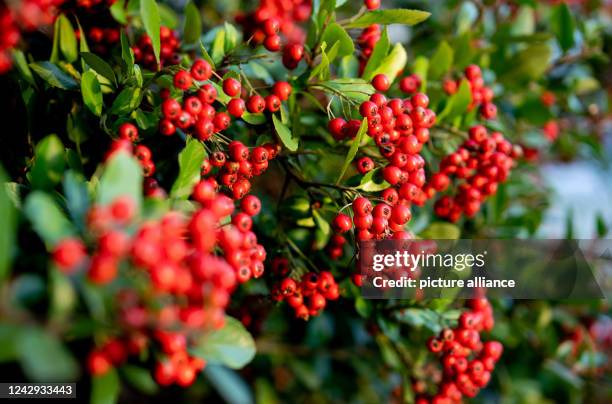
[87,350,112,375]
[173,70,193,90]
[53,238,86,272]
[356,157,374,174]
[222,78,241,97]
[364,0,381,10]
[359,101,378,118]
[264,35,282,52]
[159,119,176,136]
[227,98,246,117]
[118,123,139,142]
[328,118,347,140]
[265,94,281,112]
[272,81,292,101]
[352,196,373,216]
[162,98,181,119]
[190,59,212,81]
[332,213,352,233]
[246,95,265,113]
[371,74,390,91]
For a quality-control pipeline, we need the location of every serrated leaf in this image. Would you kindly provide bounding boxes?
[170,137,206,199]
[81,71,103,116]
[29,62,78,90]
[140,0,161,65]
[336,119,367,184]
[191,317,256,369]
[58,14,78,63]
[428,41,453,80]
[272,114,298,151]
[362,27,389,80]
[184,1,202,44]
[97,151,143,211]
[81,52,117,87]
[321,23,354,58]
[31,135,65,190]
[345,9,430,29]
[24,192,75,247]
[366,43,407,82]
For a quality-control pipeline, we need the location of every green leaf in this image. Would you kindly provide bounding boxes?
[309,42,339,81]
[110,0,128,24]
[191,317,256,369]
[366,43,407,82]
[412,56,429,91]
[272,115,298,152]
[318,78,376,103]
[0,324,21,362]
[50,17,61,64]
[336,119,367,184]
[355,297,373,318]
[122,365,159,395]
[110,87,142,115]
[58,14,78,63]
[30,134,66,191]
[419,222,461,239]
[140,0,161,65]
[63,170,89,226]
[81,71,103,116]
[67,110,89,146]
[0,166,16,280]
[49,268,77,321]
[184,1,202,44]
[199,40,215,67]
[362,26,389,80]
[344,9,430,29]
[11,50,35,86]
[205,365,254,404]
[17,327,79,381]
[97,151,143,211]
[312,210,331,250]
[24,192,75,247]
[551,3,575,53]
[81,52,117,87]
[170,137,206,199]
[91,368,120,404]
[437,79,471,122]
[120,31,134,75]
[224,23,240,53]
[30,62,78,90]
[428,41,453,80]
[242,112,266,125]
[211,29,226,64]
[321,23,354,58]
[501,43,551,83]
[357,169,389,192]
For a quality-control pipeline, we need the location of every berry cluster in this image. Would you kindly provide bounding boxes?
[418,299,503,403]
[0,0,61,73]
[443,65,497,120]
[271,271,340,320]
[236,0,310,53]
[59,0,121,55]
[52,173,266,384]
[330,75,437,240]
[133,26,181,70]
[427,125,518,222]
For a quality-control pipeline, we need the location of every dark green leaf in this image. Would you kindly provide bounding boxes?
[11,50,35,86]
[170,137,206,199]
[191,317,256,369]
[30,62,78,90]
[91,368,120,404]
[30,135,66,190]
[17,327,79,381]
[63,171,89,226]
[110,86,142,115]
[81,71,103,116]
[120,31,134,75]
[336,119,367,184]
[58,14,78,63]
[345,9,430,29]
[81,52,117,87]
[0,324,21,362]
[321,23,354,58]
[428,41,453,80]
[97,151,143,211]
[140,0,161,64]
[272,115,298,152]
[362,26,389,80]
[24,191,75,247]
[122,365,159,395]
[184,1,202,44]
[551,3,575,52]
[0,166,16,280]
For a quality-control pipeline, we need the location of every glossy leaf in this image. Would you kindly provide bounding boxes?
[362,27,389,80]
[81,71,103,116]
[58,14,78,62]
[428,41,453,79]
[321,23,354,58]
[170,137,207,199]
[140,0,161,64]
[272,115,299,151]
[30,62,78,90]
[191,317,256,369]
[30,135,66,191]
[184,1,202,44]
[81,52,117,87]
[345,9,430,29]
[366,43,407,82]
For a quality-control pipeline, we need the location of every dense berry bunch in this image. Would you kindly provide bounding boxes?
[330,76,436,240]
[0,0,63,73]
[271,270,340,320]
[417,299,503,403]
[236,0,311,53]
[427,125,518,222]
[443,65,497,120]
[52,175,266,385]
[133,26,181,70]
[357,24,381,74]
[60,0,121,55]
